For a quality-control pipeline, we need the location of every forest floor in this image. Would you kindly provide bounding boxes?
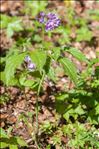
[0,0,99,149]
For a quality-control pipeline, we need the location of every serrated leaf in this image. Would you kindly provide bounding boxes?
[30,50,46,72]
[4,53,26,85]
[66,48,87,62]
[59,58,78,85]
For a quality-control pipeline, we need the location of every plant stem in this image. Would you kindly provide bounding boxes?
[24,87,29,111]
[48,31,52,40]
[35,71,45,147]
[42,25,45,48]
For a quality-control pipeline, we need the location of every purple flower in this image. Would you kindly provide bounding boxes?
[25,56,36,71]
[45,18,60,31]
[37,12,61,31]
[27,63,35,71]
[39,17,45,24]
[39,12,45,17]
[47,13,57,20]
[37,12,46,24]
[45,13,60,31]
[25,56,31,63]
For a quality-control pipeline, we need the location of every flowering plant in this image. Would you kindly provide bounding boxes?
[37,12,61,31]
[1,11,87,148]
[25,12,61,72]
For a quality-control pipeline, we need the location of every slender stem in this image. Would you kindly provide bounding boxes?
[24,87,28,110]
[37,71,45,96]
[35,24,45,148]
[48,31,51,40]
[42,25,45,48]
[35,71,45,147]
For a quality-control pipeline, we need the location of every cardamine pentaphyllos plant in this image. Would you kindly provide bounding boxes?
[1,10,87,148]
[23,12,61,147]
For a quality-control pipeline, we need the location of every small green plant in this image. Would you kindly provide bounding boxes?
[0,93,9,104]
[1,14,23,37]
[55,63,99,124]
[0,127,27,149]
[76,26,93,42]
[23,0,47,17]
[62,123,99,148]
[40,121,53,135]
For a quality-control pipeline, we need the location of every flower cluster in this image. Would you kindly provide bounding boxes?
[37,12,45,24]
[37,12,61,31]
[25,56,35,71]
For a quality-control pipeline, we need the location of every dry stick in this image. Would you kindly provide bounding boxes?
[35,71,45,148]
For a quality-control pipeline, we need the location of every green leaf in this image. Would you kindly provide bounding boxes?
[59,58,78,85]
[48,67,56,82]
[88,58,99,67]
[56,93,69,101]
[16,137,27,147]
[0,71,18,86]
[4,53,26,85]
[52,47,61,60]
[0,128,8,138]
[30,50,47,72]
[9,145,18,149]
[76,27,93,42]
[52,135,61,145]
[63,112,70,122]
[30,71,41,78]
[0,72,6,84]
[43,56,51,74]
[19,76,36,87]
[55,100,67,115]
[65,48,87,62]
[75,105,85,115]
[46,145,51,149]
[24,1,47,17]
[0,14,11,29]
[7,20,23,37]
[95,104,99,115]
[0,142,8,148]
